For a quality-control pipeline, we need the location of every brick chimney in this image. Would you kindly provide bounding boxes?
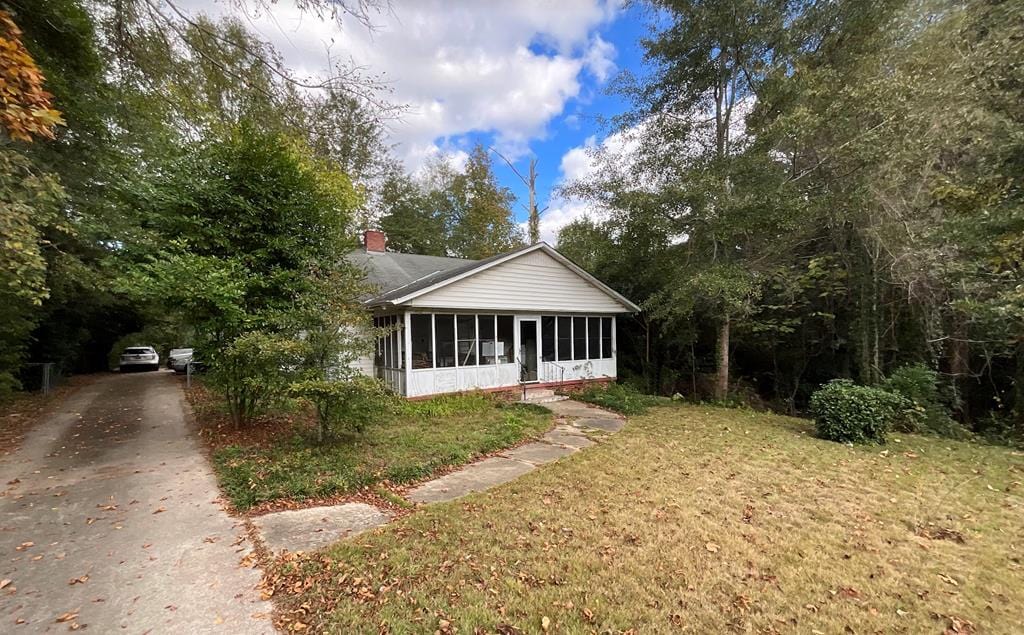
[363,230,386,253]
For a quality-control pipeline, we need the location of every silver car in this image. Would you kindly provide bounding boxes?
[119,346,160,372]
[167,348,194,373]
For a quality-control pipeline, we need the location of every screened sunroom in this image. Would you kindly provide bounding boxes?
[350,233,639,399]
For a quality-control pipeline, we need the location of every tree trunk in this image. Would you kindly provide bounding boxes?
[949,314,970,422]
[527,159,539,244]
[715,315,730,400]
[872,262,881,381]
[1015,340,1024,433]
[859,281,872,385]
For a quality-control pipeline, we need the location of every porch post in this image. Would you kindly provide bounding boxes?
[611,315,618,378]
[403,310,412,397]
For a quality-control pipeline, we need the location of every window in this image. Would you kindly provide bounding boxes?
[479,314,496,364]
[411,314,433,368]
[388,316,403,368]
[374,315,402,370]
[588,317,600,360]
[373,316,384,370]
[435,314,455,368]
[601,317,612,358]
[557,316,571,360]
[456,314,477,366]
[496,315,514,364]
[573,316,587,360]
[541,316,555,362]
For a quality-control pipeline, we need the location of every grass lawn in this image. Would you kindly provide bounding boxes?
[267,404,1024,634]
[202,392,553,511]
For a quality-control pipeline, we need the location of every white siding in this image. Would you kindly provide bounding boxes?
[407,250,628,313]
[542,359,615,384]
[350,354,374,377]
[407,363,521,398]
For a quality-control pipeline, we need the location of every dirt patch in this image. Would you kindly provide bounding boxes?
[185,381,309,452]
[915,524,967,543]
[0,375,96,454]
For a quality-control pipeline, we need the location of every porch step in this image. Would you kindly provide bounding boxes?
[519,388,569,404]
[521,395,569,404]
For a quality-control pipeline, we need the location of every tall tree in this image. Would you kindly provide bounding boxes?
[378,170,448,256]
[600,0,803,399]
[129,123,361,345]
[448,144,524,259]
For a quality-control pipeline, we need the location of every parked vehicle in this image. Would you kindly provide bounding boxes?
[167,348,194,373]
[119,346,160,372]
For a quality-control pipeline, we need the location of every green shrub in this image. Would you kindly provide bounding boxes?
[289,376,397,442]
[809,379,903,444]
[882,364,969,438]
[572,382,668,415]
[208,331,307,427]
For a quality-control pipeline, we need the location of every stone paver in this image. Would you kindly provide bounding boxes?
[500,442,575,465]
[542,424,595,449]
[407,456,535,503]
[253,503,390,554]
[543,398,624,420]
[574,416,625,432]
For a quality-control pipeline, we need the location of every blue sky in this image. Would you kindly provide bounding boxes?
[490,6,649,235]
[185,0,653,242]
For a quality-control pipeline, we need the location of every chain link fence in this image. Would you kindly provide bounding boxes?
[19,362,65,395]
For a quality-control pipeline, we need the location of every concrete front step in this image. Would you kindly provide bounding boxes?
[520,395,569,404]
[519,387,568,404]
[524,387,555,398]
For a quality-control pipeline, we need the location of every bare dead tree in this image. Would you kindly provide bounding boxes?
[490,149,546,244]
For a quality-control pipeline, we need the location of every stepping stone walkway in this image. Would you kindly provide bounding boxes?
[253,399,624,554]
[253,502,391,554]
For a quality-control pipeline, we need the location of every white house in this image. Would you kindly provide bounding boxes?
[347,231,640,398]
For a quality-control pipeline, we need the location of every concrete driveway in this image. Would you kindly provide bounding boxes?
[0,372,271,633]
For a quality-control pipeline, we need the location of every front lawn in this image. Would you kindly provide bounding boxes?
[267,404,1024,633]
[202,391,552,510]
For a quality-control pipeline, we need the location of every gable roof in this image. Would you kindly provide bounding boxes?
[345,250,477,297]
[347,242,640,313]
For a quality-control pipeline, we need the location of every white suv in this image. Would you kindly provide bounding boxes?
[119,346,160,372]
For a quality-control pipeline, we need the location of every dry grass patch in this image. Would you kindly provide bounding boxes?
[268,405,1024,634]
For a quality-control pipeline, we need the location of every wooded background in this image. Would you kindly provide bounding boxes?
[3,0,1021,438]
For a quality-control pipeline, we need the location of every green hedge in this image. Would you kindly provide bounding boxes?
[809,379,904,444]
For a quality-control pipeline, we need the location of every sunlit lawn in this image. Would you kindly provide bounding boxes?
[268,404,1024,634]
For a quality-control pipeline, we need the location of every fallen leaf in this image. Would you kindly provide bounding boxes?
[152,507,166,514]
[0,579,11,589]
[68,575,89,585]
[56,612,78,623]
[16,542,34,551]
[541,616,551,631]
[705,542,720,553]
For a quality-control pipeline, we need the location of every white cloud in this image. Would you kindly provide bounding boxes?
[537,124,643,244]
[178,0,621,168]
[583,34,617,82]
